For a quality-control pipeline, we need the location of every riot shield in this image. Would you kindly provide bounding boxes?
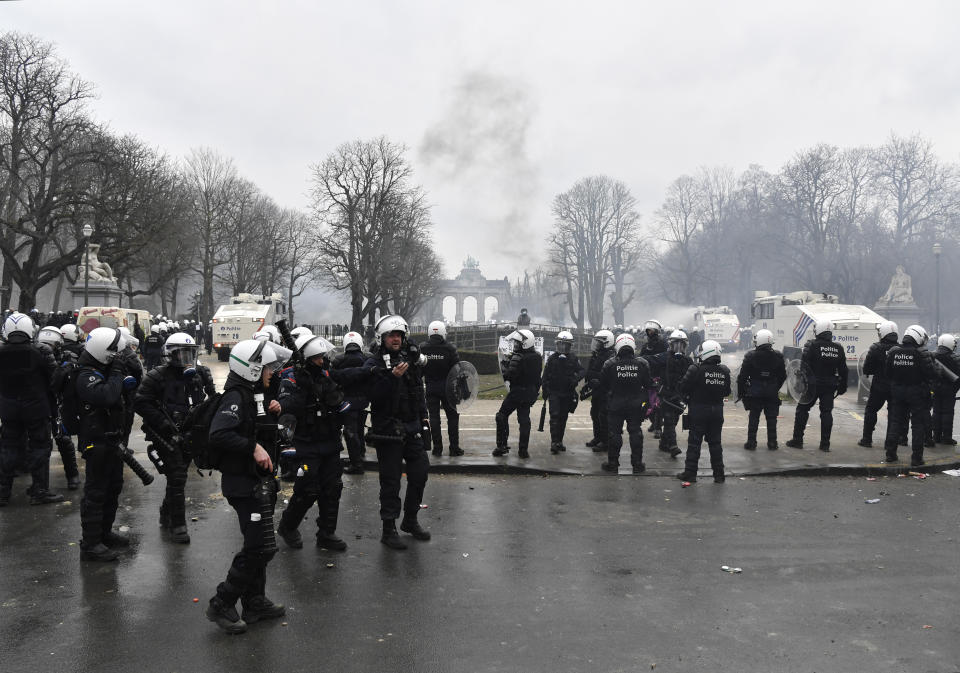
[730,364,742,404]
[857,351,872,394]
[446,361,480,412]
[785,358,816,405]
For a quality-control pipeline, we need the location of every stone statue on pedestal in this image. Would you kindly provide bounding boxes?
[878,266,914,305]
[77,243,117,284]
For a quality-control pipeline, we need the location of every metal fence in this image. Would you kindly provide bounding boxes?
[408,323,598,354]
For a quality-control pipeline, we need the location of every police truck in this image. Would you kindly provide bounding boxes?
[211,293,288,361]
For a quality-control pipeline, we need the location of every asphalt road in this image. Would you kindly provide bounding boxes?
[1,470,958,672]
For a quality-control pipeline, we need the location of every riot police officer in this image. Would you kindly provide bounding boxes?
[541,330,585,454]
[363,315,432,549]
[134,332,214,544]
[76,327,136,560]
[275,333,365,552]
[420,321,463,457]
[785,319,848,451]
[206,339,286,634]
[116,326,143,447]
[640,320,667,437]
[143,324,165,370]
[60,323,85,359]
[858,321,899,447]
[651,330,692,458]
[37,326,82,489]
[0,313,62,506]
[883,325,937,466]
[677,340,731,483]
[931,333,960,445]
[493,329,542,459]
[584,330,615,453]
[737,329,787,450]
[333,331,370,473]
[597,333,651,473]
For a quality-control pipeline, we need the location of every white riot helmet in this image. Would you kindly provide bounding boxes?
[375,315,408,342]
[697,339,722,363]
[753,329,774,347]
[163,332,199,367]
[254,324,282,345]
[877,320,898,340]
[85,327,126,365]
[2,312,35,344]
[644,320,663,339]
[289,325,313,341]
[668,329,688,354]
[228,339,279,382]
[60,323,82,343]
[814,318,833,337]
[615,332,636,355]
[427,320,447,340]
[592,329,615,352]
[342,331,364,352]
[118,326,139,351]
[937,334,957,352]
[555,330,574,355]
[150,324,161,335]
[903,324,928,347]
[172,321,180,330]
[507,329,535,352]
[296,333,335,361]
[38,326,64,349]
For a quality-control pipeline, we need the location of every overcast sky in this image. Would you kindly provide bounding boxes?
[6,0,960,314]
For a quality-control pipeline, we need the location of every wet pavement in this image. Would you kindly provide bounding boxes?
[1,358,958,672]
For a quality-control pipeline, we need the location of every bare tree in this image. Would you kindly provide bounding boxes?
[651,174,702,305]
[278,209,323,325]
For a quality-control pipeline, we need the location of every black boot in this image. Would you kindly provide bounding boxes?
[317,530,347,551]
[169,525,191,544]
[857,437,872,447]
[743,441,757,450]
[449,446,464,457]
[381,521,407,550]
[276,524,303,549]
[102,531,131,548]
[585,437,599,448]
[80,542,119,562]
[550,442,562,455]
[400,515,431,541]
[343,462,365,475]
[207,595,247,634]
[29,489,64,505]
[492,446,509,457]
[518,447,530,459]
[785,438,803,448]
[241,595,285,624]
[677,471,697,482]
[600,461,619,473]
[591,442,607,453]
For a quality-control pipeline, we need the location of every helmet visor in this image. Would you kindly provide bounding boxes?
[556,340,572,354]
[168,345,198,367]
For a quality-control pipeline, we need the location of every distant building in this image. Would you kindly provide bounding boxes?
[423,257,510,324]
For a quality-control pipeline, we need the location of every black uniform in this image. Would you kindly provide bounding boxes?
[420,335,461,456]
[678,357,731,482]
[859,335,899,446]
[494,348,543,458]
[75,352,128,556]
[363,344,431,542]
[737,344,787,449]
[585,345,615,450]
[0,339,59,504]
[931,348,960,444]
[597,349,651,472]
[541,351,585,451]
[646,350,693,456]
[143,332,164,370]
[207,370,284,627]
[134,362,215,541]
[640,336,667,434]
[883,340,937,464]
[332,348,369,472]
[275,361,365,549]
[116,345,143,446]
[51,347,82,489]
[787,334,848,450]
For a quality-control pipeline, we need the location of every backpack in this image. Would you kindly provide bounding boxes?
[55,361,83,435]
[182,391,223,470]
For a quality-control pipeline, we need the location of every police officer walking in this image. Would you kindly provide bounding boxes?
[493,329,542,460]
[420,321,463,457]
[737,329,787,450]
[640,320,667,437]
[135,333,215,544]
[597,333,651,474]
[858,321,899,447]
[785,320,848,451]
[143,325,165,370]
[75,327,135,560]
[363,315,432,550]
[332,331,370,474]
[541,330,585,454]
[677,340,731,483]
[275,333,366,552]
[654,330,692,458]
[931,334,960,445]
[0,313,62,506]
[883,325,937,466]
[584,330,615,453]
[206,339,286,634]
